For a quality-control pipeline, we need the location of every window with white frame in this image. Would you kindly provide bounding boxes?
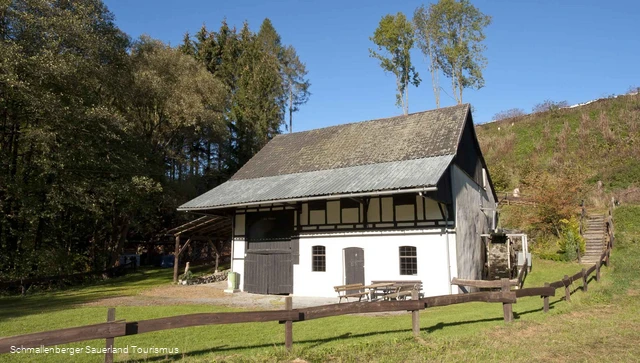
[312,245,326,272]
[399,246,417,275]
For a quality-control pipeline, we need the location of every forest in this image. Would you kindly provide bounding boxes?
[0,0,310,279]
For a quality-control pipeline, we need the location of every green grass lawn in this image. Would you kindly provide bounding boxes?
[1,205,639,362]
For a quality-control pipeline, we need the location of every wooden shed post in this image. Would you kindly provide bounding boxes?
[543,283,550,313]
[284,296,293,351]
[173,235,180,283]
[411,289,420,337]
[105,308,115,363]
[582,268,588,292]
[564,275,571,302]
[501,278,513,322]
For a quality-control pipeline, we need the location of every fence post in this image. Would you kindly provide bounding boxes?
[564,275,571,302]
[582,268,587,292]
[284,296,293,351]
[411,290,420,337]
[596,260,601,282]
[173,235,180,283]
[105,308,115,363]
[543,283,550,313]
[501,278,513,322]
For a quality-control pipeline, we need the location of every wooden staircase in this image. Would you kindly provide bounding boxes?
[581,214,606,264]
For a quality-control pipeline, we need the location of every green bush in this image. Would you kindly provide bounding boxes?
[536,250,566,261]
[558,216,586,261]
[178,270,194,282]
[531,234,564,261]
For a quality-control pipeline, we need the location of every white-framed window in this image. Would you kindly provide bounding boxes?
[312,245,326,272]
[399,246,417,275]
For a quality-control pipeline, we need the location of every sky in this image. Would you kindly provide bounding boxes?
[103,0,640,130]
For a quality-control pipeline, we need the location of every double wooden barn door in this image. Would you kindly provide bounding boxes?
[244,252,292,294]
[243,210,294,295]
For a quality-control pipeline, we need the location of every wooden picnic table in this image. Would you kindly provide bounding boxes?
[369,281,423,301]
[362,282,395,301]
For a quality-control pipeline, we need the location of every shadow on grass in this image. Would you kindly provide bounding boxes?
[129,305,566,363]
[127,330,413,362]
[0,268,173,320]
[127,303,574,363]
[424,316,503,333]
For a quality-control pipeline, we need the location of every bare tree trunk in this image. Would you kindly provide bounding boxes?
[289,90,293,133]
[454,63,463,104]
[429,50,440,108]
[452,74,457,104]
[108,216,130,268]
[405,87,409,115]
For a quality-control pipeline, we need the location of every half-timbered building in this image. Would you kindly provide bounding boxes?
[178,104,497,297]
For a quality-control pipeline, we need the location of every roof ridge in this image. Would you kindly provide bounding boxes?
[275,103,470,138]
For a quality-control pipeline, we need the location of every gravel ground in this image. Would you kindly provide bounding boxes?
[83,281,338,310]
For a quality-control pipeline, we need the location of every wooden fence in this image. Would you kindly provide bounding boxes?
[452,256,529,291]
[0,228,614,362]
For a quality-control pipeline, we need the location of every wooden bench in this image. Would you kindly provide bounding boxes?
[371,280,423,301]
[334,283,368,303]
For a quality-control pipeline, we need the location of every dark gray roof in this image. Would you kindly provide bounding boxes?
[179,104,470,211]
[178,155,453,210]
[231,104,470,180]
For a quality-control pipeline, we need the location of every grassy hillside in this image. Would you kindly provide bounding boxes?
[477,93,640,205]
[476,93,640,237]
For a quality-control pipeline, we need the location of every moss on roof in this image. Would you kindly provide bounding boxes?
[232,104,470,180]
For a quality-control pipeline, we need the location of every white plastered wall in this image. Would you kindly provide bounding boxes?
[231,213,246,291]
[292,229,454,298]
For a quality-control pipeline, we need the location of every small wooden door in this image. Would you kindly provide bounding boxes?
[344,247,365,287]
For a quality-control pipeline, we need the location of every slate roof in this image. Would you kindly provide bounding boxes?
[179,104,470,210]
[231,104,470,180]
[178,155,453,210]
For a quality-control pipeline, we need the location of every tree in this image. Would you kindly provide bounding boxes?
[414,4,441,108]
[0,0,156,275]
[369,12,420,115]
[0,4,310,281]
[493,108,526,121]
[185,19,310,172]
[231,21,285,168]
[256,19,310,133]
[532,100,569,113]
[128,36,225,167]
[422,0,491,104]
[282,45,310,133]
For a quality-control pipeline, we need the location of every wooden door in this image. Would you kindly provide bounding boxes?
[243,210,294,295]
[244,253,269,294]
[344,247,365,288]
[244,252,293,295]
[270,253,293,294]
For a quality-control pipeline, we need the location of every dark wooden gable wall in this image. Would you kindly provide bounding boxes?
[454,114,484,186]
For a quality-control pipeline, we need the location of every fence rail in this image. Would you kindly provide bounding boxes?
[0,227,615,361]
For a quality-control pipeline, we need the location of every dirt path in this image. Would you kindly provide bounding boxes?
[83,281,337,310]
